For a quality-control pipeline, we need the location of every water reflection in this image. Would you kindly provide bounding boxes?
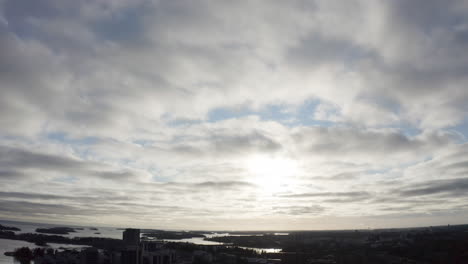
[162,233,281,253]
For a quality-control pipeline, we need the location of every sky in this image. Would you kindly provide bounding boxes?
[1,0,468,231]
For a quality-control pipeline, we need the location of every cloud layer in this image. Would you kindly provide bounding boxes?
[0,0,467,230]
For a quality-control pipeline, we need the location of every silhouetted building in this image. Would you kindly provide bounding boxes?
[192,250,213,263]
[141,241,164,252]
[122,249,139,264]
[141,241,175,264]
[142,249,176,264]
[122,229,141,264]
[81,248,99,264]
[109,251,122,264]
[123,229,140,246]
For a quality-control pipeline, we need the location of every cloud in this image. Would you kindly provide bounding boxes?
[399,178,468,198]
[0,146,86,170]
[0,145,150,183]
[0,200,85,216]
[279,191,369,199]
[291,126,457,167]
[0,0,467,229]
[195,181,254,189]
[0,170,27,179]
[0,191,73,200]
[171,130,282,157]
[0,0,467,135]
[272,205,326,216]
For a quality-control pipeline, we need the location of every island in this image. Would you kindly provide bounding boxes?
[0,224,21,231]
[35,227,77,235]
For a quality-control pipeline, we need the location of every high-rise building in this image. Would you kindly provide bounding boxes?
[122,229,141,264]
[121,249,139,264]
[142,249,176,264]
[123,229,140,246]
[81,247,99,264]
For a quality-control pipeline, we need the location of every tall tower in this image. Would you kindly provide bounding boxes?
[123,228,140,246]
[122,229,140,264]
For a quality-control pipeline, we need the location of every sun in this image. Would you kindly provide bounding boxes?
[245,155,299,194]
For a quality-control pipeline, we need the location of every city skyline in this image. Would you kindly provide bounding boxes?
[1,0,468,230]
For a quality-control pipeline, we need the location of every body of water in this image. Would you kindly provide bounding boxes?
[0,220,281,263]
[164,233,282,253]
[0,220,122,239]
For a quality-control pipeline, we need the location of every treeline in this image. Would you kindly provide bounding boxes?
[142,230,205,239]
[0,224,21,231]
[164,242,260,257]
[205,234,284,248]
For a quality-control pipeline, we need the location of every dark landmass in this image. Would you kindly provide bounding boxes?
[0,231,123,250]
[165,242,261,257]
[89,227,98,230]
[34,240,48,246]
[6,243,261,264]
[36,227,77,235]
[94,232,101,234]
[3,220,468,264]
[218,231,271,235]
[201,225,468,263]
[0,224,21,231]
[206,234,283,248]
[5,247,61,264]
[5,247,34,263]
[142,230,206,240]
[6,247,87,264]
[154,227,468,264]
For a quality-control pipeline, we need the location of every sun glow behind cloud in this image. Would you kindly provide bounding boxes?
[245,155,300,194]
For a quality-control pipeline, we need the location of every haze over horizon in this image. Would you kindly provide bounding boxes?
[1,0,468,231]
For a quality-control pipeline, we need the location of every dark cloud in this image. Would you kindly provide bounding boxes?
[291,127,457,165]
[441,160,468,172]
[149,181,255,193]
[0,200,83,215]
[0,146,85,170]
[0,170,27,179]
[379,206,415,212]
[211,132,282,154]
[0,191,128,203]
[278,191,371,204]
[312,172,361,181]
[93,170,141,180]
[0,191,69,200]
[279,191,370,199]
[272,205,326,215]
[287,32,374,68]
[171,131,282,157]
[0,145,145,182]
[399,177,468,198]
[195,181,254,189]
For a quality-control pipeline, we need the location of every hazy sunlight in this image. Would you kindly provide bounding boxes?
[245,155,299,194]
